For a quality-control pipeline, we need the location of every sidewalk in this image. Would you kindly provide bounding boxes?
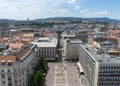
[76,62,91,86]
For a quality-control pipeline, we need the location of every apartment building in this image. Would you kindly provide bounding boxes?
[32,37,58,60]
[0,44,39,86]
[61,32,76,58]
[93,32,109,42]
[66,39,82,61]
[79,44,120,86]
[117,38,120,48]
[75,30,88,43]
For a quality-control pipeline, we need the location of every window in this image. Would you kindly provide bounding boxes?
[14,69,17,72]
[8,75,12,80]
[32,67,34,70]
[2,81,5,84]
[1,69,4,72]
[8,62,12,66]
[18,68,21,72]
[14,74,17,78]
[15,80,18,83]
[8,69,11,73]
[8,80,12,85]
[1,62,5,65]
[27,69,29,72]
[19,73,21,77]
[1,75,5,78]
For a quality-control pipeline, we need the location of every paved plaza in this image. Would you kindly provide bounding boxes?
[45,62,83,86]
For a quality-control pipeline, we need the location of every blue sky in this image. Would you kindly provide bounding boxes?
[0,0,119,20]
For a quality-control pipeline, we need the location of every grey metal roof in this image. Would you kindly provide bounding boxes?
[0,43,7,49]
[80,44,120,63]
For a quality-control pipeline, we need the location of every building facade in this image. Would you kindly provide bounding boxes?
[61,32,76,58]
[66,39,82,61]
[0,44,39,86]
[75,30,88,43]
[32,38,58,60]
[79,44,120,86]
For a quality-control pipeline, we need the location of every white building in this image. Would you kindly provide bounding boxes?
[32,38,58,60]
[0,44,39,86]
[79,44,120,86]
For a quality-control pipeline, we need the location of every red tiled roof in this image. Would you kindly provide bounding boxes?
[0,47,30,64]
[0,56,17,64]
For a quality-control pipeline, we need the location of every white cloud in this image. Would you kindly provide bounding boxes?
[68,0,76,3]
[0,0,67,20]
[116,16,120,19]
[92,11,109,15]
[59,9,69,14]
[84,10,109,17]
[80,8,91,13]
[75,6,80,10]
[45,8,70,17]
[79,7,110,18]
[0,0,110,20]
[48,8,69,14]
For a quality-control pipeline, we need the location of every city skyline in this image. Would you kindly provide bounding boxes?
[0,0,119,20]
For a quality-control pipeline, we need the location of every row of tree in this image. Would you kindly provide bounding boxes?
[29,57,48,86]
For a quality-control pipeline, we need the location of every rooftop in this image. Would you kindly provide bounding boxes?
[62,32,75,38]
[22,33,34,38]
[0,44,33,66]
[93,32,108,38]
[67,38,83,44]
[32,37,58,47]
[81,44,120,63]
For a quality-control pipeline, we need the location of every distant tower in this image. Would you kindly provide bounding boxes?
[27,18,29,22]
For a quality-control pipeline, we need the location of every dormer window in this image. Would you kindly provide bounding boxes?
[7,60,12,66]
[1,60,5,65]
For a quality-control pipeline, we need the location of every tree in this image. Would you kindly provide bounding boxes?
[0,48,3,52]
[40,57,48,72]
[29,57,48,86]
[35,70,45,85]
[29,74,36,86]
[29,69,45,86]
